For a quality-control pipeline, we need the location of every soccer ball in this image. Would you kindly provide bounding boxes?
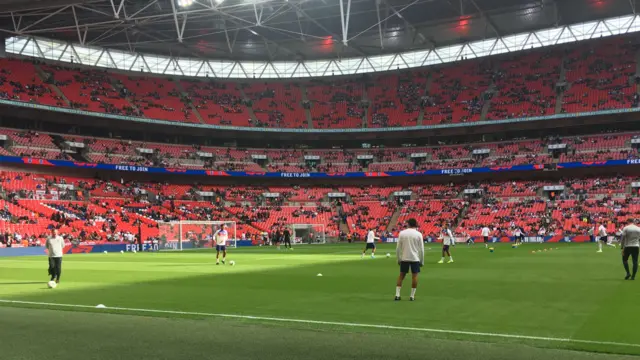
[47,281,57,289]
[386,253,391,258]
[229,260,235,266]
[120,250,124,254]
[103,251,108,254]
[132,249,137,254]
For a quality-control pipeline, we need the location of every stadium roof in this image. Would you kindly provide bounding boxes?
[0,0,636,61]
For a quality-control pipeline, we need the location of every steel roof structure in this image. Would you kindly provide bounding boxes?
[0,0,636,62]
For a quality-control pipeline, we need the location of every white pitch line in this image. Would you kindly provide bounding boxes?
[0,299,638,349]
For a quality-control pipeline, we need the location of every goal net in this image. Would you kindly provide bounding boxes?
[158,221,237,251]
[292,224,326,244]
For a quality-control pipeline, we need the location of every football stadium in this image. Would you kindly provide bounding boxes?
[2,0,640,359]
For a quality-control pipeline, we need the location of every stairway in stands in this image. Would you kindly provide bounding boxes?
[109,77,142,116]
[453,200,471,230]
[34,65,71,106]
[237,86,260,125]
[174,80,206,124]
[555,55,569,114]
[50,134,89,162]
[417,73,433,126]
[300,83,313,129]
[385,205,403,231]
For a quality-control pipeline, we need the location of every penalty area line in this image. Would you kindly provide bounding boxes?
[0,299,638,349]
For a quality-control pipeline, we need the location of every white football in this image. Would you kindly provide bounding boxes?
[386,253,391,258]
[229,260,235,266]
[47,281,57,289]
[103,251,107,254]
[120,250,124,254]
[132,249,137,253]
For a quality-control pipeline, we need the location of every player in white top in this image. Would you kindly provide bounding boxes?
[438,224,455,264]
[481,226,491,248]
[513,227,523,246]
[395,218,425,301]
[597,223,616,253]
[213,224,229,265]
[46,228,65,284]
[362,229,380,259]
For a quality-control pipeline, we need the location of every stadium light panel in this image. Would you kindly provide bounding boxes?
[177,0,194,7]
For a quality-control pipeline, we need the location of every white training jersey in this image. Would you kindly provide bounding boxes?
[598,225,607,237]
[396,228,425,264]
[442,229,455,246]
[46,235,65,258]
[214,230,229,246]
[481,227,490,237]
[514,228,521,236]
[366,230,377,243]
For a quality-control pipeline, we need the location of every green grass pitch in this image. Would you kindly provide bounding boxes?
[1,243,639,360]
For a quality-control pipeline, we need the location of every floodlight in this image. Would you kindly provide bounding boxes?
[177,0,194,7]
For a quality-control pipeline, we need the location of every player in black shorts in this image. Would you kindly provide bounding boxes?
[283,227,292,250]
[272,229,281,250]
[395,219,424,301]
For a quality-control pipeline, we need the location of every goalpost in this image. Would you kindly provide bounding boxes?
[158,221,237,251]
[291,224,326,245]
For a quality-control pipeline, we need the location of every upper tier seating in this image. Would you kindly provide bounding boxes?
[0,35,638,130]
[114,74,195,123]
[243,82,306,128]
[561,38,638,114]
[367,72,428,128]
[181,80,246,126]
[0,59,63,107]
[306,80,364,129]
[423,61,492,125]
[488,50,561,120]
[43,65,134,115]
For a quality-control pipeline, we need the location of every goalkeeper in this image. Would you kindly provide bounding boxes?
[214,224,229,265]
